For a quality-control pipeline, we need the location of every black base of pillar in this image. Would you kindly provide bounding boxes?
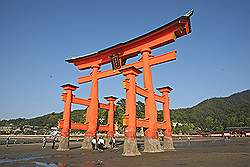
[105,136,112,149]
[81,136,93,150]
[143,137,163,153]
[57,137,69,151]
[163,137,175,151]
[122,138,141,156]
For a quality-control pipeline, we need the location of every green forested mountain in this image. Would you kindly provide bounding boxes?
[0,90,249,133]
[171,89,250,132]
[0,110,86,128]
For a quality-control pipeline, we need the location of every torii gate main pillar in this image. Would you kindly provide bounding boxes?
[141,48,162,152]
[82,64,100,149]
[120,67,141,156]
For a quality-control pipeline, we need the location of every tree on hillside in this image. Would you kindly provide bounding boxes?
[136,101,145,119]
[115,98,126,133]
[1,89,249,134]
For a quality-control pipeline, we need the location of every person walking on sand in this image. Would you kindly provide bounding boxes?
[112,137,116,148]
[42,136,47,148]
[91,137,97,150]
[52,137,56,149]
[6,136,10,147]
[109,137,116,149]
[97,137,105,151]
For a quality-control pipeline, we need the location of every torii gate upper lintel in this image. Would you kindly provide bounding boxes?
[66,10,193,71]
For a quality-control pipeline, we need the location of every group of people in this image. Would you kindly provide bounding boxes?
[91,136,116,151]
[5,135,116,151]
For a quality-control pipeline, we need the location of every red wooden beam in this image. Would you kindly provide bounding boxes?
[78,51,176,83]
[61,94,116,110]
[123,117,167,130]
[157,122,167,130]
[98,125,109,132]
[122,80,165,103]
[58,120,89,131]
[75,33,176,70]
[71,122,88,130]
[154,94,165,103]
[59,120,110,131]
[136,119,149,128]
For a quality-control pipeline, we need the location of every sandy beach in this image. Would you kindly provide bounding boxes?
[0,137,249,167]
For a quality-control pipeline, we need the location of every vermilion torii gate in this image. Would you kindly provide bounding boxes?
[57,10,193,156]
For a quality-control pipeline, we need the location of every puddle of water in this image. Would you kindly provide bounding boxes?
[0,155,103,167]
[35,161,58,167]
[0,155,51,164]
[34,160,102,167]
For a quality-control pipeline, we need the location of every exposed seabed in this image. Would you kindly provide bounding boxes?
[0,137,249,167]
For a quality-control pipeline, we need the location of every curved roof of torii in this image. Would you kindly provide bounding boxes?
[66,10,193,69]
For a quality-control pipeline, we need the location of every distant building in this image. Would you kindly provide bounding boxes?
[225,127,250,137]
[0,126,13,134]
[13,128,22,134]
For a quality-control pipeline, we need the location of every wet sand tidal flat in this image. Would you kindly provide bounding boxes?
[0,138,249,167]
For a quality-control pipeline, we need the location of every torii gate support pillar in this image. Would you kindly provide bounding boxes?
[141,48,162,152]
[105,96,118,143]
[57,84,78,151]
[120,67,141,156]
[157,86,175,151]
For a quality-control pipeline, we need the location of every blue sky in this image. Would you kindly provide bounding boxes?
[0,0,249,119]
